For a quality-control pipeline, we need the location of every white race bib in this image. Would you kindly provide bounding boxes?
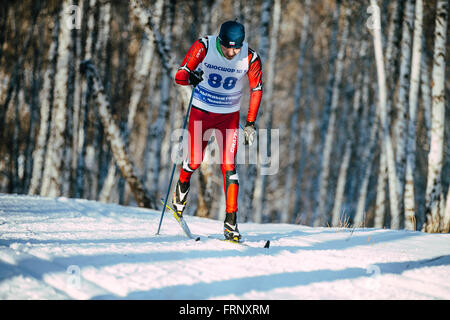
[193,36,248,113]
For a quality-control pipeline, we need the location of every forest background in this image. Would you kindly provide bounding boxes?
[0,0,448,232]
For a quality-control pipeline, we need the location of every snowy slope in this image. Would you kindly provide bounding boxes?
[0,193,449,300]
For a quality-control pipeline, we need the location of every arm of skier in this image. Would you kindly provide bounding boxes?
[175,38,207,86]
[243,49,263,146]
[246,49,263,125]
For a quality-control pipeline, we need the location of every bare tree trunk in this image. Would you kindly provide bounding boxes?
[75,0,97,199]
[374,0,402,228]
[420,44,432,146]
[129,0,191,105]
[293,59,316,224]
[404,0,423,231]
[147,0,173,199]
[68,0,85,198]
[354,79,379,227]
[92,0,112,200]
[392,0,415,229]
[310,0,341,226]
[370,0,400,229]
[443,187,450,233]
[243,0,271,223]
[80,60,154,208]
[253,0,280,222]
[423,0,447,233]
[354,120,378,228]
[333,41,368,226]
[128,0,163,138]
[23,25,43,192]
[100,0,164,203]
[374,144,387,228]
[283,0,310,223]
[29,16,60,195]
[384,0,403,95]
[314,6,350,227]
[41,0,72,197]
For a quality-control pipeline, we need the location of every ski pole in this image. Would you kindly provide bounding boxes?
[156,86,196,235]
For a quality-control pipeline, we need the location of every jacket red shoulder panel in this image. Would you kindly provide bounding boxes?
[175,38,208,85]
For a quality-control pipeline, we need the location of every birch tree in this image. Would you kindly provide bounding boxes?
[404,0,423,231]
[420,44,432,146]
[28,16,59,195]
[354,65,380,227]
[147,0,175,198]
[91,0,112,200]
[283,0,310,223]
[100,0,164,203]
[370,0,400,229]
[75,0,97,199]
[392,0,415,229]
[374,0,403,227]
[243,0,271,223]
[314,5,350,227]
[443,189,450,233]
[253,0,280,222]
[80,60,154,208]
[41,0,72,197]
[333,40,369,227]
[423,0,448,233]
[129,0,191,105]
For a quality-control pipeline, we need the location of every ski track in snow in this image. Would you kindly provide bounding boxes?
[0,193,449,300]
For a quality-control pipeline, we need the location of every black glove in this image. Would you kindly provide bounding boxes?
[189,70,204,87]
[243,121,256,146]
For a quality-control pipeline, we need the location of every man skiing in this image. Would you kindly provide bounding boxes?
[173,20,263,242]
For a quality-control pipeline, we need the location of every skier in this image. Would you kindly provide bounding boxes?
[173,20,263,241]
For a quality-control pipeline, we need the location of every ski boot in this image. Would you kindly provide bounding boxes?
[173,180,190,218]
[224,211,242,242]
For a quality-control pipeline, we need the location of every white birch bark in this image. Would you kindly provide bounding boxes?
[354,128,378,228]
[245,0,271,223]
[331,141,351,227]
[75,0,97,199]
[91,0,112,200]
[146,0,171,196]
[384,0,402,93]
[129,0,190,105]
[253,0,281,222]
[128,0,162,135]
[314,6,350,227]
[443,188,450,233]
[392,0,415,229]
[420,48,432,146]
[423,0,447,233]
[332,47,365,227]
[80,60,154,208]
[404,0,423,231]
[41,0,72,197]
[282,0,310,223]
[370,0,401,229]
[100,0,164,203]
[374,144,387,228]
[28,18,59,195]
[354,95,379,227]
[374,0,402,227]
[69,0,84,197]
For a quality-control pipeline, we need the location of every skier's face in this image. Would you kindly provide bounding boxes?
[221,45,241,60]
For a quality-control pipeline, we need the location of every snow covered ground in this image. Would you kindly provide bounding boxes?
[0,193,449,300]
